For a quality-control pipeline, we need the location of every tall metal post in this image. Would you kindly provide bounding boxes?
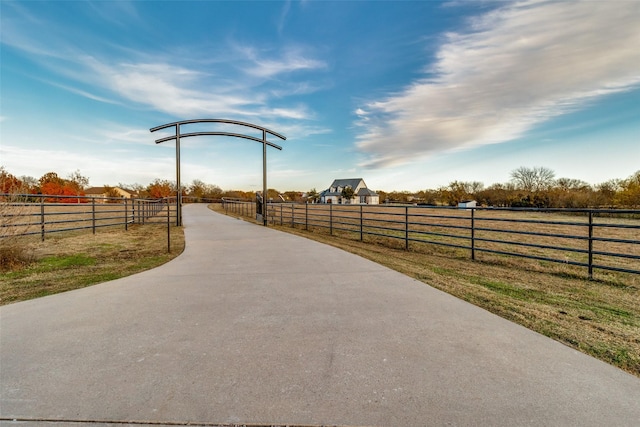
[175,124,182,226]
[263,129,267,226]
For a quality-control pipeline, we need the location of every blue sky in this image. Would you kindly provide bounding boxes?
[1,0,639,192]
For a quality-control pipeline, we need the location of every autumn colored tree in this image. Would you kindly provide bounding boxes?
[188,180,207,201]
[592,180,620,208]
[37,171,85,203]
[39,172,64,188]
[266,188,281,201]
[147,179,174,199]
[0,167,22,195]
[103,186,122,202]
[283,191,304,202]
[615,171,640,207]
[39,172,65,202]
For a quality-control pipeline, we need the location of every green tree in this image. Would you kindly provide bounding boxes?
[306,188,319,203]
[341,186,355,204]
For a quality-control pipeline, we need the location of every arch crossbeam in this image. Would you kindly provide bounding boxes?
[154,132,282,151]
[150,119,286,226]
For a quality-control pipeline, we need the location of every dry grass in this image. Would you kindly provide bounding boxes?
[267,203,640,279]
[0,224,184,305]
[212,203,640,377]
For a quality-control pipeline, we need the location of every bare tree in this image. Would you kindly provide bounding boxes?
[510,166,555,192]
[67,170,90,190]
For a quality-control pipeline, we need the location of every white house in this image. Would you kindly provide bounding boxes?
[319,178,379,205]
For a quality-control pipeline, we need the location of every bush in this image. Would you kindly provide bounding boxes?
[0,237,33,271]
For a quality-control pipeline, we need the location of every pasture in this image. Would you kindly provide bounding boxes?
[214,202,640,376]
[0,196,183,304]
[263,203,640,281]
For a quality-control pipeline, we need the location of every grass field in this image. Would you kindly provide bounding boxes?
[265,203,640,280]
[0,224,184,305]
[214,203,640,377]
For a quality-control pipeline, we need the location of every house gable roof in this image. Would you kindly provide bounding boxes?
[329,178,364,190]
[356,187,378,196]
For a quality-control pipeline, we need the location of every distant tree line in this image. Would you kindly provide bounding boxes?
[2,166,639,208]
[0,168,254,203]
[377,167,640,208]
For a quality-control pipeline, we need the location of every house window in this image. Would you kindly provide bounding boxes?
[360,196,366,203]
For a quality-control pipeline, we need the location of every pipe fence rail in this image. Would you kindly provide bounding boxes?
[221,198,257,219]
[253,202,639,280]
[1,193,178,241]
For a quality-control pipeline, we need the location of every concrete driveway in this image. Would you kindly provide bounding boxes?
[1,203,639,426]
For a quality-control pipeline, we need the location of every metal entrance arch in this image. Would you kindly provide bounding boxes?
[150,119,286,226]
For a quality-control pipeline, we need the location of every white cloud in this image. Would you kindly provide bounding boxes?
[355,0,640,168]
[1,5,329,128]
[0,144,174,186]
[237,45,327,78]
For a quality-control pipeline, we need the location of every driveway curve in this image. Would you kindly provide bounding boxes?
[1,203,639,426]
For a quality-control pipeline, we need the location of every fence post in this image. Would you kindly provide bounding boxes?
[360,205,363,242]
[471,208,475,261]
[291,203,294,227]
[330,203,333,235]
[588,210,593,279]
[305,202,309,231]
[92,197,96,234]
[167,198,171,253]
[124,198,128,231]
[40,197,45,242]
[280,204,283,225]
[405,206,409,250]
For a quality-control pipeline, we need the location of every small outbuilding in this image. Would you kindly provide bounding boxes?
[458,200,477,209]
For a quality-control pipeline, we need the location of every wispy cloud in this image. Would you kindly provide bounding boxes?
[355,0,640,168]
[235,44,327,79]
[1,3,328,126]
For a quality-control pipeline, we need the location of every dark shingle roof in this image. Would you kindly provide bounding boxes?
[356,187,378,196]
[329,178,363,190]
